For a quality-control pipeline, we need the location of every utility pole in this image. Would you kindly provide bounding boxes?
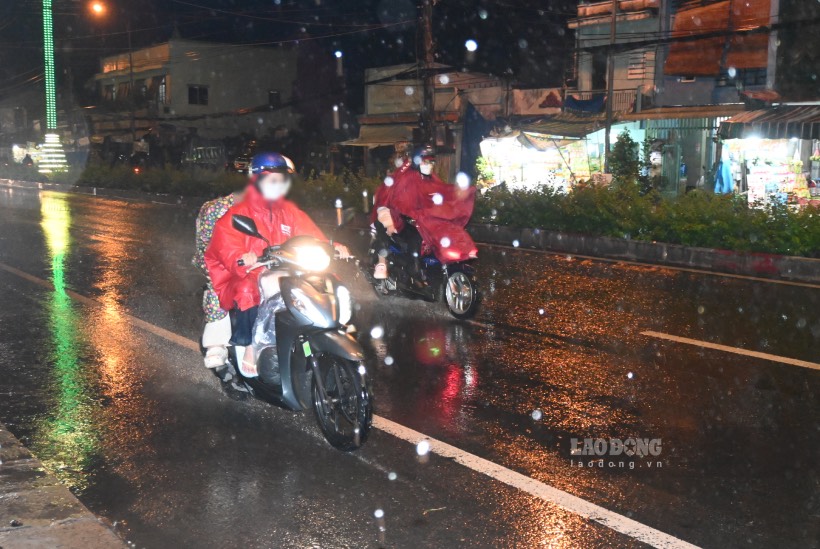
[604,0,617,173]
[421,0,435,146]
[127,20,135,144]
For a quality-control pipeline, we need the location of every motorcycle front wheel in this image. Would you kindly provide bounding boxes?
[444,271,480,319]
[312,355,372,451]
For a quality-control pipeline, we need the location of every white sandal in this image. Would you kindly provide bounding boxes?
[204,346,228,368]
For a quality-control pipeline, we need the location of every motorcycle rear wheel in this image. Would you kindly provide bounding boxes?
[312,355,372,451]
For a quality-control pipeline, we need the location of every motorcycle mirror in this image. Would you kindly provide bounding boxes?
[232,215,264,240]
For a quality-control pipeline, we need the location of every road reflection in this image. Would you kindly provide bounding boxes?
[372,318,479,434]
[35,192,100,491]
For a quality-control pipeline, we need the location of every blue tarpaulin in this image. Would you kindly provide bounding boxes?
[460,102,492,179]
[564,94,606,114]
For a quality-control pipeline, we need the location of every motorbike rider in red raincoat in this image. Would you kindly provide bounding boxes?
[205,152,350,380]
[371,145,477,280]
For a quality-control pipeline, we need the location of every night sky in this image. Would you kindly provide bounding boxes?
[0,0,575,111]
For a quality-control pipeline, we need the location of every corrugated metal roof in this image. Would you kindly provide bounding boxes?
[719,106,820,140]
[516,112,606,138]
[339,124,413,147]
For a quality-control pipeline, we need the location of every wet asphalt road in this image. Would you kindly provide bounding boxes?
[0,186,818,549]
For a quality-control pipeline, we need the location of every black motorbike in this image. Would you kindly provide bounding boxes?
[219,215,372,451]
[364,218,480,319]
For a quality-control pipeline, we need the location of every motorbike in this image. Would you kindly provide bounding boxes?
[364,217,480,319]
[217,214,372,451]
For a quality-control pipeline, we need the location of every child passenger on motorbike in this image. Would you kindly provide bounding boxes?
[193,189,244,371]
[204,152,350,380]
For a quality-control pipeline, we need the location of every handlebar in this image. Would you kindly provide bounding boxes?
[235,246,353,269]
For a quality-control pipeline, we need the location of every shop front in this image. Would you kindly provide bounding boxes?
[719,106,820,207]
[479,130,591,192]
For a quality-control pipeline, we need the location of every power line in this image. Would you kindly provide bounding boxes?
[170,0,386,28]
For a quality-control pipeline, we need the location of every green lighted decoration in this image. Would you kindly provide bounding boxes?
[39,0,67,173]
[42,0,57,130]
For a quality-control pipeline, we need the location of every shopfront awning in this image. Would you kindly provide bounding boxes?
[517,132,577,151]
[719,106,820,140]
[516,112,606,139]
[339,124,413,147]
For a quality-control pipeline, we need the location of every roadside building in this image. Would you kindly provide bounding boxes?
[340,63,563,181]
[89,38,299,157]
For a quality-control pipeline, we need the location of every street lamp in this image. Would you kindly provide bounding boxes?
[89,0,136,143]
[334,50,343,77]
[90,1,106,16]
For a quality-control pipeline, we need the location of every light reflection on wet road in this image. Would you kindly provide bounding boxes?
[0,187,818,548]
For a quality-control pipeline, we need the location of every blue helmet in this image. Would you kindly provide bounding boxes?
[249,152,295,176]
[410,144,436,169]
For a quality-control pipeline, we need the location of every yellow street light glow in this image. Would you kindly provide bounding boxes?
[90,1,106,16]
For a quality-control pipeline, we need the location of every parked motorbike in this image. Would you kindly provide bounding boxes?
[217,214,372,451]
[364,218,480,319]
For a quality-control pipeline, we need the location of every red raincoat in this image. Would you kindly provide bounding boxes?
[374,162,477,263]
[205,184,326,311]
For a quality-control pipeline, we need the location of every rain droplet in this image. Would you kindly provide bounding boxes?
[627,372,634,379]
[465,39,478,52]
[358,365,367,375]
[512,240,520,247]
[531,409,542,421]
[438,74,450,85]
[432,193,443,205]
[727,66,737,78]
[404,86,415,96]
[697,306,705,314]
[371,326,384,339]
[440,237,451,248]
[416,440,430,455]
[388,471,397,481]
[384,176,394,187]
[384,355,394,366]
[538,308,545,315]
[478,8,487,19]
[374,509,385,518]
[455,172,471,189]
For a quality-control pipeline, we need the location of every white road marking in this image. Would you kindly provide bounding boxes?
[373,417,698,548]
[0,263,200,353]
[482,242,820,290]
[0,261,699,548]
[642,331,820,372]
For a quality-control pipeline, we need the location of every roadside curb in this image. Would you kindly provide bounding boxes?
[0,177,200,207]
[466,224,820,285]
[0,423,126,549]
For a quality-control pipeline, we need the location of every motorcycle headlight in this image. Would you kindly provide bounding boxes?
[290,288,326,325]
[294,246,331,272]
[336,285,352,325]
